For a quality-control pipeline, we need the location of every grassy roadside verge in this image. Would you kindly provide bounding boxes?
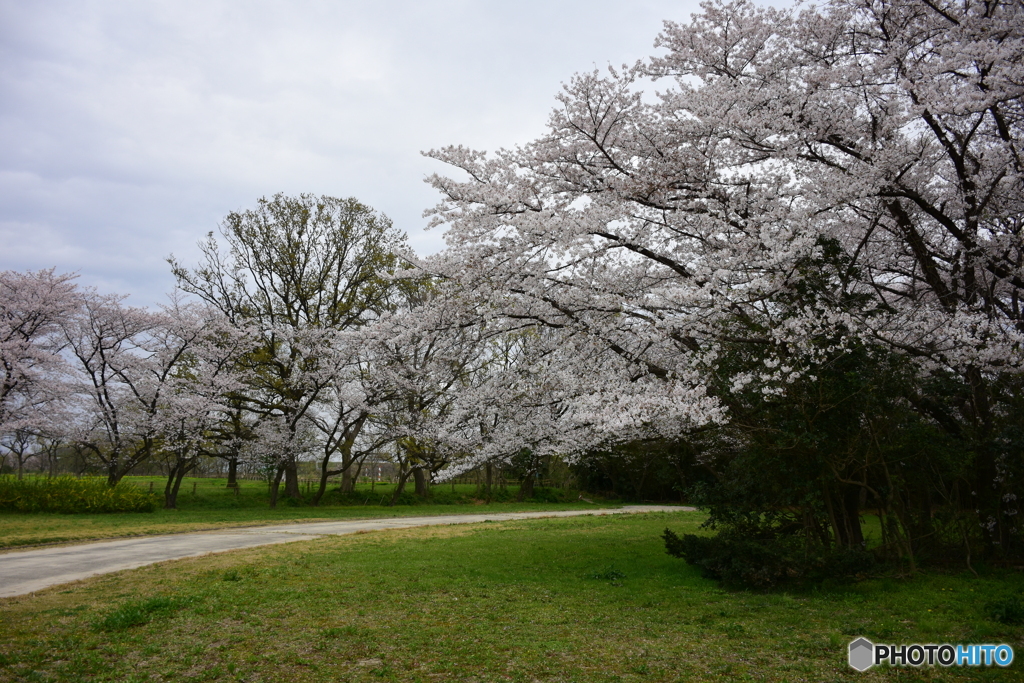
[0,477,616,549]
[3,512,1024,682]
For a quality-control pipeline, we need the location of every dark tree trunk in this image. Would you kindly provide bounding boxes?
[413,467,430,498]
[104,440,150,487]
[163,463,190,509]
[107,456,121,487]
[825,482,865,550]
[164,465,177,508]
[311,456,339,507]
[340,468,356,493]
[312,464,330,507]
[269,464,285,509]
[483,463,493,502]
[226,456,238,488]
[390,467,413,506]
[311,418,368,506]
[337,416,368,494]
[842,484,865,548]
[517,470,535,502]
[284,461,301,500]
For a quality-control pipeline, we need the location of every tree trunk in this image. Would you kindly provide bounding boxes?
[107,456,121,487]
[824,482,865,550]
[823,481,844,548]
[164,463,187,509]
[226,456,238,488]
[484,463,493,502]
[413,467,430,498]
[842,484,865,548]
[311,476,328,507]
[269,464,285,509]
[340,468,356,494]
[311,453,334,507]
[336,419,367,494]
[283,460,301,500]
[164,464,178,509]
[517,470,535,502]
[390,467,413,506]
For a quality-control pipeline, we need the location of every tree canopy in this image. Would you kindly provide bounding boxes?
[419,0,1024,565]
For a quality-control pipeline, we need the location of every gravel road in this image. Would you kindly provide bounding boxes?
[0,505,691,598]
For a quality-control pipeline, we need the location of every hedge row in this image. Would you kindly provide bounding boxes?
[0,476,157,513]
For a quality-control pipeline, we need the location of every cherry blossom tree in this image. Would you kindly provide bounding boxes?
[58,292,161,485]
[360,283,489,500]
[146,300,248,508]
[59,292,234,489]
[170,193,411,505]
[423,0,1024,555]
[205,396,257,489]
[1,429,37,480]
[0,269,79,441]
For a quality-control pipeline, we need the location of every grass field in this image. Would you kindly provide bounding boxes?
[0,477,607,549]
[2,510,1022,682]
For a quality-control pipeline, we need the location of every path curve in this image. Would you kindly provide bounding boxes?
[0,505,691,598]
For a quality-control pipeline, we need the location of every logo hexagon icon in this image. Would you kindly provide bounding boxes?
[848,637,874,671]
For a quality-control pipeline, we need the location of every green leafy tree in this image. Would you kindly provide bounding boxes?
[170,193,409,505]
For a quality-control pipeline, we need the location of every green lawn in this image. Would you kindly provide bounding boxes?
[0,477,610,549]
[2,511,1021,682]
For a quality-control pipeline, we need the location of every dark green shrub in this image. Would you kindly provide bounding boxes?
[663,528,875,588]
[428,490,473,505]
[490,487,514,503]
[986,596,1024,624]
[0,476,157,513]
[392,490,418,506]
[529,487,574,503]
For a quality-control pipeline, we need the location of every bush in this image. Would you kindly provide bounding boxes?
[663,528,875,589]
[391,490,419,506]
[490,487,514,503]
[986,596,1024,624]
[429,490,473,505]
[0,476,157,513]
[529,487,575,503]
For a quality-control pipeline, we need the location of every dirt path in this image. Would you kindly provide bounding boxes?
[0,505,691,598]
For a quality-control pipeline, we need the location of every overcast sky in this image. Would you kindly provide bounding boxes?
[1,0,707,307]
